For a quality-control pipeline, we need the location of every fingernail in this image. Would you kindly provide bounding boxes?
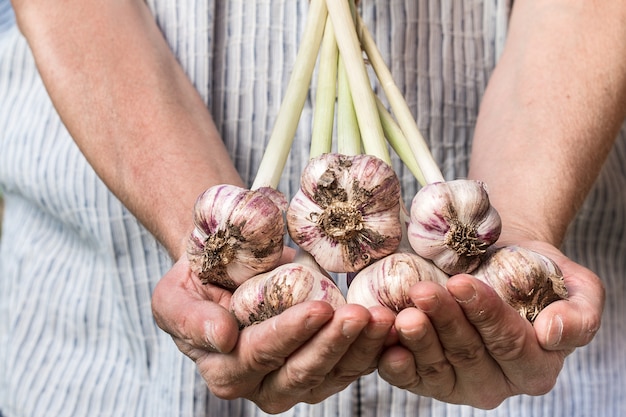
[364,321,393,339]
[413,294,439,313]
[304,311,333,331]
[546,315,564,347]
[399,324,427,342]
[204,321,222,353]
[452,282,477,304]
[342,320,366,338]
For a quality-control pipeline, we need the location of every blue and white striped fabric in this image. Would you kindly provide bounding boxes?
[1,0,624,416]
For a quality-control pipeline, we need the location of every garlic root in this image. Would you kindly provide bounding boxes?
[408,180,502,275]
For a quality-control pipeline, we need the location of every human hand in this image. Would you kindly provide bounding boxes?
[376,240,604,409]
[152,253,396,414]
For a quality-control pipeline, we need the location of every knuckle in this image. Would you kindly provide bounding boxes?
[253,391,299,414]
[208,386,239,401]
[416,359,453,379]
[202,370,248,400]
[284,365,328,389]
[253,397,295,415]
[521,371,559,396]
[472,395,507,410]
[479,322,530,361]
[250,349,287,371]
[444,344,486,368]
[392,377,421,392]
[527,379,557,397]
[327,369,363,387]
[206,380,245,401]
[413,362,455,400]
[316,340,347,359]
[485,336,526,361]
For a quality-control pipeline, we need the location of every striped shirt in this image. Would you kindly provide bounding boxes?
[0,0,624,416]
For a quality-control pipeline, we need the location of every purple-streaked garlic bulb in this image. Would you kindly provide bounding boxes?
[186,184,286,290]
[346,251,449,312]
[407,179,502,275]
[472,245,568,323]
[230,257,346,328]
[287,153,402,273]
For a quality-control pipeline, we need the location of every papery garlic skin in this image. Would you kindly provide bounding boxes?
[186,184,285,289]
[472,245,568,323]
[230,262,346,328]
[346,251,449,312]
[287,153,402,273]
[408,179,502,275]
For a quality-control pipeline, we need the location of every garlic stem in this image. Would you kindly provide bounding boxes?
[376,97,426,185]
[397,201,414,252]
[337,55,362,156]
[337,0,361,156]
[310,15,339,159]
[251,0,328,190]
[325,0,391,165]
[357,15,444,184]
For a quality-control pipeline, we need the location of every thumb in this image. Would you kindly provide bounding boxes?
[152,258,240,355]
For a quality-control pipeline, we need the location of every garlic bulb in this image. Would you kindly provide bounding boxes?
[407,179,502,275]
[186,184,286,289]
[346,251,449,312]
[230,255,346,328]
[472,245,568,323]
[287,153,402,273]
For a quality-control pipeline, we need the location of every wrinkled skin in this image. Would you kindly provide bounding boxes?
[152,248,397,414]
[153,239,604,412]
[377,239,604,409]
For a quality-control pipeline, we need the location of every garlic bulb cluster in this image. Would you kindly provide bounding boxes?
[472,245,568,322]
[230,257,346,328]
[407,179,502,275]
[287,153,403,273]
[183,3,572,333]
[346,251,449,312]
[186,184,286,290]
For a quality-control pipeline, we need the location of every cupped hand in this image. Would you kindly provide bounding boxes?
[377,240,605,409]
[152,254,396,414]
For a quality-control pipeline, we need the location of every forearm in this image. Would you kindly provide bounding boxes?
[13,0,243,259]
[470,0,626,246]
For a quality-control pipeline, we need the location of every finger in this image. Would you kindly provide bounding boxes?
[200,300,336,402]
[378,307,452,397]
[447,275,565,396]
[410,281,514,407]
[255,304,373,410]
[394,307,455,397]
[334,306,396,374]
[306,305,396,401]
[410,281,493,370]
[152,259,239,355]
[378,345,419,389]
